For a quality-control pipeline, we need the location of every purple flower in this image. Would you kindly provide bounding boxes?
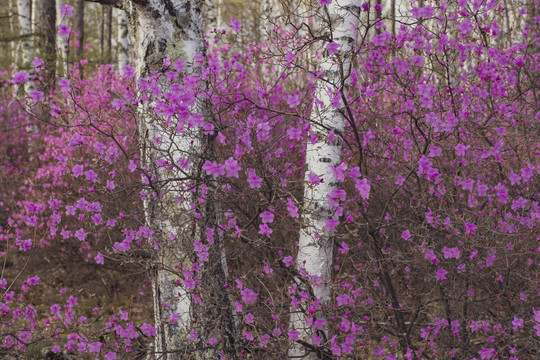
[241,288,258,305]
[11,71,29,84]
[260,211,275,224]
[60,4,74,18]
[401,230,412,242]
[74,228,86,242]
[319,0,332,5]
[29,90,44,103]
[283,256,294,267]
[327,42,340,55]
[230,17,242,32]
[58,25,71,38]
[247,169,262,188]
[436,268,448,282]
[464,222,477,234]
[325,218,340,232]
[224,157,241,178]
[141,323,157,337]
[94,253,104,265]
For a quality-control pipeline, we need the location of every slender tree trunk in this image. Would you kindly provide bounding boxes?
[56,0,69,76]
[391,0,395,36]
[16,0,34,93]
[9,0,17,62]
[104,5,112,63]
[75,0,84,58]
[116,8,130,69]
[43,0,56,89]
[289,1,360,359]
[100,5,104,59]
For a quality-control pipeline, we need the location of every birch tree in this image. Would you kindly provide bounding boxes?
[56,0,69,76]
[85,1,236,357]
[115,7,129,69]
[16,0,33,87]
[289,1,360,358]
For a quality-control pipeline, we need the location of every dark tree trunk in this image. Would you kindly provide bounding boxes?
[75,0,84,58]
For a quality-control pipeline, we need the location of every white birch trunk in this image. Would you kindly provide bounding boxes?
[16,0,34,93]
[128,0,236,357]
[56,0,69,77]
[289,1,360,358]
[115,8,130,69]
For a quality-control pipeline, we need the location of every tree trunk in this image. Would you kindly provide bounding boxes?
[56,0,69,76]
[75,0,84,58]
[43,0,56,89]
[127,0,236,357]
[115,8,130,69]
[289,1,360,359]
[104,5,112,63]
[9,0,17,62]
[16,0,34,93]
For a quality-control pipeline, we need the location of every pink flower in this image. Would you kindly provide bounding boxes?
[224,157,241,178]
[245,313,254,324]
[85,169,98,183]
[88,342,103,354]
[74,228,86,242]
[287,93,301,108]
[464,222,477,234]
[230,17,242,32]
[11,71,29,84]
[512,317,523,331]
[94,253,104,265]
[29,90,44,103]
[258,224,273,237]
[308,172,321,184]
[287,198,299,218]
[104,352,117,360]
[442,247,460,259]
[32,57,44,69]
[241,288,258,304]
[355,178,370,200]
[401,230,412,242]
[436,268,448,282]
[325,218,340,231]
[247,169,262,188]
[72,164,84,178]
[478,348,496,359]
[202,160,225,178]
[58,25,71,38]
[327,42,340,54]
[319,0,332,5]
[141,323,157,337]
[283,256,294,267]
[260,211,274,224]
[60,4,74,18]
[288,330,300,341]
[58,77,71,92]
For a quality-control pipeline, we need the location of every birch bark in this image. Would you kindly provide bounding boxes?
[289,1,360,358]
[56,0,69,76]
[115,8,130,69]
[81,0,236,357]
[16,0,37,103]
